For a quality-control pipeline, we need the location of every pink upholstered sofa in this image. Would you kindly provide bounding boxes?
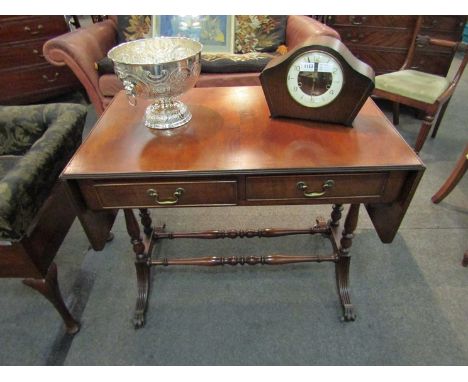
[43,16,339,116]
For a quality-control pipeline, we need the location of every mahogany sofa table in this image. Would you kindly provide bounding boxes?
[62,87,425,328]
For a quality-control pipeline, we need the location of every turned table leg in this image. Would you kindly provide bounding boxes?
[23,262,80,335]
[330,204,344,227]
[124,209,150,329]
[335,204,360,321]
[139,208,153,238]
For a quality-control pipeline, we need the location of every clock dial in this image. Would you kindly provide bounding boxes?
[286,51,344,108]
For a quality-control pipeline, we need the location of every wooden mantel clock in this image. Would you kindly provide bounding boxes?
[260,35,375,126]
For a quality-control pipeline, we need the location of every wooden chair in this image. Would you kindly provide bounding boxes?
[373,17,468,153]
[431,143,468,267]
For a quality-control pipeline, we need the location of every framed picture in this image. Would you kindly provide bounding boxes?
[152,15,234,53]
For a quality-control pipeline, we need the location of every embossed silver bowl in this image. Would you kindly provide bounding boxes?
[108,37,202,129]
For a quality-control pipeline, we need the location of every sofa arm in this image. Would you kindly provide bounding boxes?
[286,16,341,50]
[0,104,87,241]
[0,105,49,155]
[43,20,118,114]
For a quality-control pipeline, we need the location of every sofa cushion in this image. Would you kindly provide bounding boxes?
[99,50,281,77]
[235,16,287,54]
[0,104,86,241]
[201,52,275,73]
[98,51,276,77]
[116,15,152,44]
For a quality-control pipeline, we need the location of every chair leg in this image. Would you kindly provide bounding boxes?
[392,102,400,125]
[414,114,435,154]
[431,97,451,139]
[23,262,80,335]
[431,143,468,203]
[463,251,468,267]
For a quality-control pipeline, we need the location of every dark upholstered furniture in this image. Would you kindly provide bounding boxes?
[0,103,87,334]
[43,16,340,116]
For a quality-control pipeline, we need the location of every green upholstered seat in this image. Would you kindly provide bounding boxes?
[375,69,450,104]
[0,104,86,241]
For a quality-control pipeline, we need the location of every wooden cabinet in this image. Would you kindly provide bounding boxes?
[0,16,81,105]
[325,16,467,76]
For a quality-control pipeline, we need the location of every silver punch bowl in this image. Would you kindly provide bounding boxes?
[108,37,202,129]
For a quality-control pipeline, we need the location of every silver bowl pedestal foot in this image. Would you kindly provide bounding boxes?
[145,99,192,129]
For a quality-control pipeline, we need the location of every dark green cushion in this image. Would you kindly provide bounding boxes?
[98,52,276,75]
[0,104,87,241]
[234,16,287,54]
[201,52,275,73]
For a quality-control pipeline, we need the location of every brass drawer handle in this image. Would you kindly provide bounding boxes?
[42,72,60,82]
[147,187,184,205]
[297,180,335,198]
[349,16,367,25]
[24,24,43,35]
[347,33,365,43]
[32,48,45,58]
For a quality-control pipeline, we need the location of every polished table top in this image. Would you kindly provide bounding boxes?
[62,87,423,179]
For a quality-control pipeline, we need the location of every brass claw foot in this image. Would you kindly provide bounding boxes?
[133,312,146,329]
[341,304,356,322]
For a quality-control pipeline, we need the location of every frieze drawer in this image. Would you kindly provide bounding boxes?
[328,15,415,28]
[0,64,79,104]
[246,173,389,203]
[84,179,238,209]
[0,38,49,70]
[0,16,68,43]
[338,27,412,48]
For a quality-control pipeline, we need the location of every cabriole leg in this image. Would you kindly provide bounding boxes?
[23,262,80,335]
[335,204,360,321]
[124,209,150,329]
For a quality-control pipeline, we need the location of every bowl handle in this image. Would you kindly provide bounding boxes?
[121,80,137,106]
